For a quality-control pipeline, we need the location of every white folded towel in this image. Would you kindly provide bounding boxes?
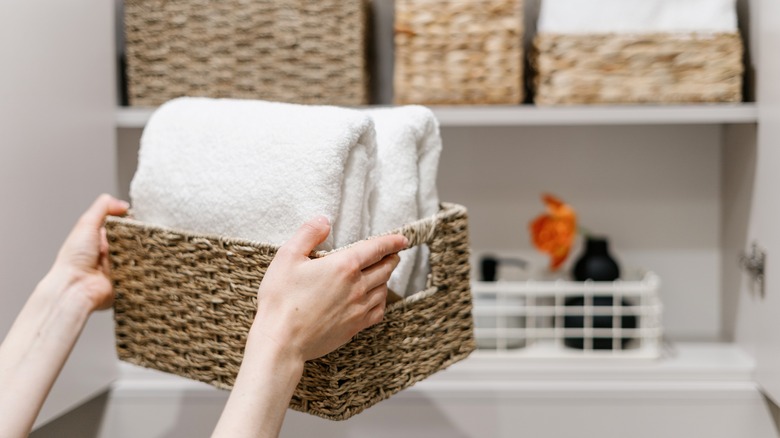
[366,106,442,297]
[130,97,376,250]
[538,0,737,34]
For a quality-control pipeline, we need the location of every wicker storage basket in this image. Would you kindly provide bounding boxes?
[106,203,475,421]
[393,0,524,105]
[532,32,744,105]
[123,0,369,107]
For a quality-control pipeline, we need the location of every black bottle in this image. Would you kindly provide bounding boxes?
[573,237,620,282]
[565,237,636,350]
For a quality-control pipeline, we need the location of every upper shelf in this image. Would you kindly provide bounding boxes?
[116,103,758,129]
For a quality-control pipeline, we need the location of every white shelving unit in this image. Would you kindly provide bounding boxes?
[113,102,768,436]
[114,103,756,365]
[116,103,758,128]
[99,0,780,435]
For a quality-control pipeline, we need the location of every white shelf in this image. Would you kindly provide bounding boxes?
[448,342,754,383]
[115,342,754,394]
[431,104,758,126]
[117,107,156,129]
[116,103,758,129]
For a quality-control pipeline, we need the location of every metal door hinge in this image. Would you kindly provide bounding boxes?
[740,242,766,297]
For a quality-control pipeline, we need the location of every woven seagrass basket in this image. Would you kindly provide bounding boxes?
[106,203,475,421]
[532,32,744,105]
[123,0,369,107]
[394,0,524,105]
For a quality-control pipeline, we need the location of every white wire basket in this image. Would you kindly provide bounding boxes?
[471,270,663,359]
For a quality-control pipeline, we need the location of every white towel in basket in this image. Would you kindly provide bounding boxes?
[130,97,376,250]
[538,0,737,34]
[366,106,442,297]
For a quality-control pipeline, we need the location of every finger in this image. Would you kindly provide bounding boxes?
[278,216,331,259]
[341,234,408,270]
[361,253,401,291]
[363,299,386,329]
[99,227,111,274]
[78,194,130,229]
[363,283,388,309]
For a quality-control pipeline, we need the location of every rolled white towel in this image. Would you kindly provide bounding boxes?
[130,97,376,250]
[538,0,738,34]
[366,105,442,297]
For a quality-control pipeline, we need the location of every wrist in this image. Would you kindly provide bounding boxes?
[35,265,96,316]
[246,327,305,376]
[213,327,305,438]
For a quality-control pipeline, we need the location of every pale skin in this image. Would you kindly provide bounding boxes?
[0,194,406,438]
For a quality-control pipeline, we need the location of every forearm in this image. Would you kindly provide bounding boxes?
[0,268,92,437]
[212,331,304,438]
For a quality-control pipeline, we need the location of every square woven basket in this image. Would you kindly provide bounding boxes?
[393,0,524,105]
[532,32,744,105]
[123,0,370,107]
[106,203,475,421]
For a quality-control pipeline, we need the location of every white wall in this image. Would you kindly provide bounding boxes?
[118,123,726,341]
[0,0,119,428]
[438,124,724,341]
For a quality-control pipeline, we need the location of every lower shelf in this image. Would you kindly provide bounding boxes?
[432,342,754,386]
[116,342,754,393]
[104,343,771,438]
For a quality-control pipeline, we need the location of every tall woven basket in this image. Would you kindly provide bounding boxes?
[393,0,524,105]
[106,203,475,421]
[532,32,744,105]
[123,0,370,107]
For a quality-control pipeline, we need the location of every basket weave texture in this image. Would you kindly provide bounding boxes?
[107,203,475,421]
[394,0,524,105]
[124,0,369,107]
[532,32,744,105]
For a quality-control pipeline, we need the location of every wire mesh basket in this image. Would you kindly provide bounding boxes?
[472,270,662,359]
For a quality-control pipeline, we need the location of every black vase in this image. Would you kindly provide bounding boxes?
[573,237,620,282]
[565,237,636,350]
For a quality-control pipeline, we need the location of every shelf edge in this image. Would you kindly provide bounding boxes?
[116,104,758,129]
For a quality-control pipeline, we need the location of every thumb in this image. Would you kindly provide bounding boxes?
[279,216,331,259]
[78,194,129,230]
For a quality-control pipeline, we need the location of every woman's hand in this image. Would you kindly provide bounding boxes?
[0,193,128,438]
[251,216,407,363]
[49,194,128,312]
[214,217,407,438]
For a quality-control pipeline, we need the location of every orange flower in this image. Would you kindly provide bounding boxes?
[529,194,577,271]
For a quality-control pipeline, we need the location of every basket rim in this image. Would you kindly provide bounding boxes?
[106,202,469,313]
[533,30,742,38]
[105,202,466,251]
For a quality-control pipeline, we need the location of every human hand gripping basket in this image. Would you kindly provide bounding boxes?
[106,203,475,421]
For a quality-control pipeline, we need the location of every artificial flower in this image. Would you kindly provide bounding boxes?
[529,194,577,271]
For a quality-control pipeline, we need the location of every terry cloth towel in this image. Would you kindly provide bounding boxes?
[366,106,442,297]
[130,97,376,250]
[538,0,737,34]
